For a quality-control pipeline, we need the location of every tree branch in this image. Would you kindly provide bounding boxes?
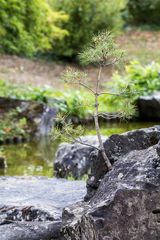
[66,131,100,151]
[98,112,122,120]
[79,81,96,94]
[99,91,120,96]
[103,53,123,67]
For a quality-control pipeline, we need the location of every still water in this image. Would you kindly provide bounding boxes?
[0,121,159,177]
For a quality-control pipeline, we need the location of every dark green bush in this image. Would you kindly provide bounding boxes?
[124,0,160,25]
[52,0,125,58]
[0,0,68,57]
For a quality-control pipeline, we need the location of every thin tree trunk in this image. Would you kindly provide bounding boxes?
[94,66,112,170]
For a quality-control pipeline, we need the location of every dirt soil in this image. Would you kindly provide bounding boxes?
[0,30,160,89]
[0,55,114,89]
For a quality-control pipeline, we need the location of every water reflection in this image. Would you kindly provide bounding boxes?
[0,121,159,177]
[1,137,60,177]
[85,121,160,136]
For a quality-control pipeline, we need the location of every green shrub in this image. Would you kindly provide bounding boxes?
[0,80,93,118]
[108,61,160,108]
[0,0,68,57]
[124,0,160,25]
[52,0,125,58]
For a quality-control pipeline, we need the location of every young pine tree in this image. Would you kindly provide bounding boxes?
[55,31,135,171]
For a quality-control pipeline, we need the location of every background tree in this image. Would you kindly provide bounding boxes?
[124,0,160,26]
[0,0,68,57]
[51,0,125,59]
[54,31,136,171]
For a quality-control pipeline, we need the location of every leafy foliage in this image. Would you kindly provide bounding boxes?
[0,0,68,56]
[124,0,160,25]
[52,0,125,58]
[108,61,160,110]
[0,79,93,118]
[111,61,160,97]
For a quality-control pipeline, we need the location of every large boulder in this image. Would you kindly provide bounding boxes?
[0,176,86,240]
[86,126,160,199]
[138,93,160,120]
[54,136,106,179]
[61,126,160,240]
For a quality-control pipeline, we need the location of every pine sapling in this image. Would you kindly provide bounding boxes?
[54,31,136,171]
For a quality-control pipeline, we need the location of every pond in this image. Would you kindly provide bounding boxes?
[0,121,160,177]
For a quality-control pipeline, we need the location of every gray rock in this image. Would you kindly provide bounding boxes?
[0,221,62,240]
[138,93,160,120]
[0,176,86,240]
[86,126,160,200]
[62,130,160,240]
[54,136,106,179]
